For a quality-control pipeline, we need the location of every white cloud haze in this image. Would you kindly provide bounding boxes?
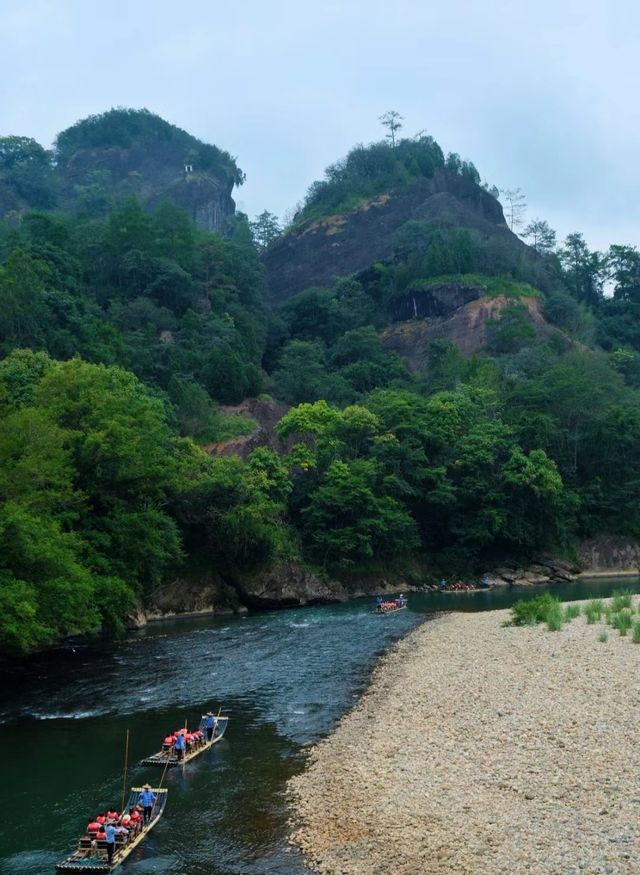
[1,0,638,249]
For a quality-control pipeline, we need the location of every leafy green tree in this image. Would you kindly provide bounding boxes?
[302,458,418,567]
[558,233,607,306]
[250,211,282,251]
[608,244,640,303]
[523,219,556,254]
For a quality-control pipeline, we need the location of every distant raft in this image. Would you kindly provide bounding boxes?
[55,787,168,872]
[375,595,408,614]
[140,714,229,767]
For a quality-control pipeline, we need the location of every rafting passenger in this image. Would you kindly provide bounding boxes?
[138,784,156,823]
[174,730,186,761]
[128,807,142,831]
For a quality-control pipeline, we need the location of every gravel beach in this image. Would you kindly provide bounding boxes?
[288,603,640,874]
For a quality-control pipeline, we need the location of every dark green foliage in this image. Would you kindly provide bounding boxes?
[486,303,536,355]
[294,134,452,226]
[0,198,267,407]
[0,136,57,209]
[54,108,244,186]
[510,594,561,626]
[6,123,640,657]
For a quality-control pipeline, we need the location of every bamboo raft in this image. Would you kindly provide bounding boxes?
[140,715,229,767]
[375,598,408,615]
[55,787,168,872]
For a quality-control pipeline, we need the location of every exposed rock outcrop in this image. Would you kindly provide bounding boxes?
[264,171,528,304]
[142,568,242,622]
[204,396,291,460]
[579,535,640,573]
[382,294,561,368]
[237,562,415,609]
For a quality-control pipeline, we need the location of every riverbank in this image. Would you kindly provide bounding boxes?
[288,601,640,874]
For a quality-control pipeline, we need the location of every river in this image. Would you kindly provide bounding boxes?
[0,575,638,875]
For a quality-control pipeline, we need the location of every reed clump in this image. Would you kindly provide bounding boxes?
[510,594,561,627]
[583,599,604,624]
[611,609,633,636]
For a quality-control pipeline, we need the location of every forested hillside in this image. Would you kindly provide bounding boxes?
[2,111,640,656]
[0,108,241,233]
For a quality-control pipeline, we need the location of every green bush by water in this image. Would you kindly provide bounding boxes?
[510,594,562,626]
[611,589,634,612]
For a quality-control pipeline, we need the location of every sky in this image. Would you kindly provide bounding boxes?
[1,0,639,250]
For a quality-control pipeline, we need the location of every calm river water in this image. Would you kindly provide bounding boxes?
[1,575,638,875]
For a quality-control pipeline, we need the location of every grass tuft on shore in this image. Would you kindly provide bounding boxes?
[598,629,609,643]
[547,605,564,632]
[510,593,561,627]
[583,599,604,624]
[611,589,634,612]
[563,603,581,622]
[633,621,640,644]
[610,609,633,636]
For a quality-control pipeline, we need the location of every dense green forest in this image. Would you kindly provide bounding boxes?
[2,111,640,655]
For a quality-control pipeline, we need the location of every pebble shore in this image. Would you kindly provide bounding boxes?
[288,603,640,874]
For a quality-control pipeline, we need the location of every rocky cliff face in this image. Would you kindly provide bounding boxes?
[382,294,564,368]
[59,142,236,234]
[263,170,525,304]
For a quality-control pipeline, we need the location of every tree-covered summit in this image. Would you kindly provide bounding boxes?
[55,107,244,187]
[293,130,481,227]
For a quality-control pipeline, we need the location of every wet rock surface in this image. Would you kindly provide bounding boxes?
[288,603,640,874]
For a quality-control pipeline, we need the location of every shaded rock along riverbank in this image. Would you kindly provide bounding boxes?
[288,603,640,874]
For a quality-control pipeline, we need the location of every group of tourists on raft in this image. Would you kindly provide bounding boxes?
[163,712,218,760]
[84,785,156,864]
[375,594,408,613]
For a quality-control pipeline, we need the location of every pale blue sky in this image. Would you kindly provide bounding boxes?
[1,0,638,250]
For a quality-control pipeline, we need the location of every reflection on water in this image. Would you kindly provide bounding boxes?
[0,575,637,874]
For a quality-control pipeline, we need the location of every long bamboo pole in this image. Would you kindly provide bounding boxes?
[120,729,130,813]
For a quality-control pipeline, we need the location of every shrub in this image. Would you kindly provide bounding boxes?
[633,621,640,644]
[598,630,609,643]
[547,604,564,632]
[611,589,633,612]
[611,609,633,636]
[583,599,604,624]
[510,593,561,626]
[563,603,581,621]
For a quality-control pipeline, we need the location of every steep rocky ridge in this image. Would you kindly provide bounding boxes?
[263,170,530,303]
